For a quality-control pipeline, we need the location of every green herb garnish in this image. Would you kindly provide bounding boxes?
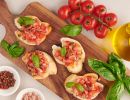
[123,76,130,94]
[60,24,82,36]
[32,55,40,68]
[66,82,75,88]
[1,40,25,57]
[88,59,116,81]
[106,81,124,100]
[108,53,126,79]
[1,40,10,52]
[75,83,85,92]
[61,47,66,57]
[66,82,84,92]
[88,53,130,100]
[18,16,35,26]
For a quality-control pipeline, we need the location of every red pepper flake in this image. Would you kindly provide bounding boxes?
[0,71,16,89]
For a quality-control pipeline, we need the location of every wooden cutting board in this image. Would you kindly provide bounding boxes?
[0,0,114,100]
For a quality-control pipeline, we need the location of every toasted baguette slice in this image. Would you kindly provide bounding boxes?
[14,16,52,45]
[52,37,85,73]
[22,50,57,79]
[64,73,104,100]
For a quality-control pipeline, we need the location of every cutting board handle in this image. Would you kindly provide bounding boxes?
[0,0,16,40]
[0,0,13,24]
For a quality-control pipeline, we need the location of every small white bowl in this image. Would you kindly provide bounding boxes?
[16,88,45,100]
[0,66,20,96]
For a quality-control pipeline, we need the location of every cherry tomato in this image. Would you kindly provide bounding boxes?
[81,0,95,14]
[103,13,117,27]
[82,16,97,30]
[70,12,84,24]
[94,24,108,39]
[93,5,107,17]
[58,5,71,19]
[68,0,81,10]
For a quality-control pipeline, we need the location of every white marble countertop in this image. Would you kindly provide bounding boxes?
[0,0,130,100]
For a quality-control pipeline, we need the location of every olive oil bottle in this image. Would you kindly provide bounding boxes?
[104,23,130,61]
[113,23,130,61]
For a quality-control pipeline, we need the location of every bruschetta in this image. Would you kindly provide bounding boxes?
[64,73,104,100]
[14,16,52,45]
[22,50,57,79]
[52,37,85,73]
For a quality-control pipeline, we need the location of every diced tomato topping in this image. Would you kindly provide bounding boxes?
[54,41,82,66]
[20,19,47,43]
[71,76,103,99]
[54,50,61,57]
[64,59,74,66]
[41,24,47,33]
[27,51,48,75]
[65,41,71,46]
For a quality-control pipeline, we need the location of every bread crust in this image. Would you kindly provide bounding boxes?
[14,16,52,45]
[52,37,85,73]
[22,50,57,79]
[64,73,104,100]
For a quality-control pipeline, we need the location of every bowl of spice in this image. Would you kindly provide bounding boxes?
[16,88,45,100]
[0,66,20,96]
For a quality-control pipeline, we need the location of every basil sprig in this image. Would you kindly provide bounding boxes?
[32,55,40,68]
[60,24,82,36]
[18,16,34,26]
[66,82,75,88]
[88,59,116,81]
[106,81,124,100]
[75,83,84,92]
[61,47,66,57]
[1,40,25,57]
[123,76,130,94]
[66,82,84,92]
[1,40,10,52]
[88,53,130,100]
[108,53,126,79]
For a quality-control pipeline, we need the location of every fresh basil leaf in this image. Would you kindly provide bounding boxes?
[61,47,66,56]
[111,62,122,80]
[88,59,116,81]
[9,47,25,57]
[66,82,84,92]
[66,82,75,88]
[75,83,84,92]
[1,40,10,52]
[8,41,24,57]
[18,16,34,26]
[60,24,82,36]
[9,41,19,49]
[106,81,124,100]
[123,76,130,94]
[32,55,40,68]
[108,53,126,78]
[1,40,24,57]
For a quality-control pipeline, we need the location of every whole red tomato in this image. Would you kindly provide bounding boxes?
[68,0,81,10]
[93,5,107,17]
[103,13,117,27]
[58,5,71,19]
[81,0,95,14]
[83,16,97,30]
[70,12,84,24]
[94,24,108,39]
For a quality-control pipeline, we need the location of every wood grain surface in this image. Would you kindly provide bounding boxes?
[0,0,114,100]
